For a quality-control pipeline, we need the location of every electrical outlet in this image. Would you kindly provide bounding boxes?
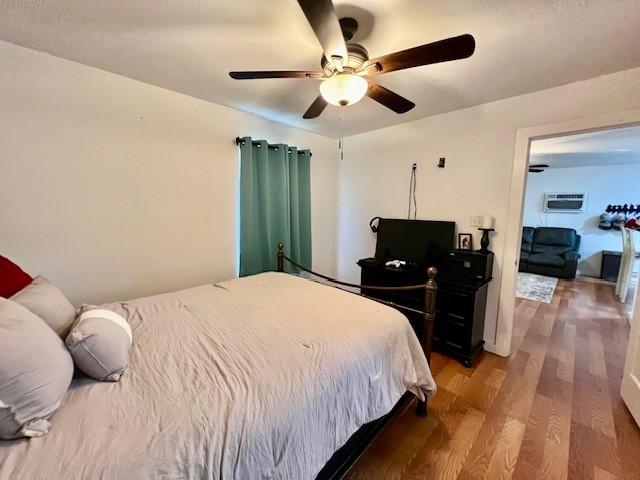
[470,216,483,227]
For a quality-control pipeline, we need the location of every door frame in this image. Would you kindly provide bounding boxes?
[493,108,640,357]
[622,248,640,425]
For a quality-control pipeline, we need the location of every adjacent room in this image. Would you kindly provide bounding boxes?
[2,1,640,479]
[519,126,640,310]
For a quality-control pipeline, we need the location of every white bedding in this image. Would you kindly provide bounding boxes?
[0,272,436,479]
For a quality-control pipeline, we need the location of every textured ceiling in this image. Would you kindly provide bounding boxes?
[1,0,640,137]
[530,125,640,168]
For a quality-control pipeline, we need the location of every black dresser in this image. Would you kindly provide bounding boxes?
[435,250,493,366]
[358,249,493,367]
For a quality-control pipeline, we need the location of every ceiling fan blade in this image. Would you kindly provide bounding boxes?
[303,95,328,119]
[229,71,324,80]
[297,0,348,68]
[366,81,415,114]
[362,34,475,76]
[529,168,545,173]
[529,163,549,168]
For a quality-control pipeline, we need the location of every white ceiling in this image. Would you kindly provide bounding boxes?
[530,125,640,168]
[1,0,640,138]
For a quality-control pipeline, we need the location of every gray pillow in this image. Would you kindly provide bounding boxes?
[66,305,132,382]
[0,298,74,440]
[11,275,75,338]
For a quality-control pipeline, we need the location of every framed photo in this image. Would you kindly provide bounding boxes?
[458,233,473,250]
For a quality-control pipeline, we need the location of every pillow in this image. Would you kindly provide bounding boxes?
[0,298,74,440]
[0,255,32,298]
[66,305,132,382]
[11,275,75,338]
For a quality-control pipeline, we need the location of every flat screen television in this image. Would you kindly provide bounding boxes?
[374,218,455,268]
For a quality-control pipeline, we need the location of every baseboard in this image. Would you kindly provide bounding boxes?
[576,275,615,285]
[483,341,509,358]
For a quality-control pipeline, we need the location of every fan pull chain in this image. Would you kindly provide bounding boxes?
[338,107,345,160]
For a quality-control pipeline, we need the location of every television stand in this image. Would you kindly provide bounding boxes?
[358,252,492,368]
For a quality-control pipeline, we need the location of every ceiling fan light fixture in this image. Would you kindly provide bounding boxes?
[320,72,368,107]
[229,1,475,119]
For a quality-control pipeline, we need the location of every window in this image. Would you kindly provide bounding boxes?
[238,137,312,276]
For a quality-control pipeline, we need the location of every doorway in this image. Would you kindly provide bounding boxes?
[496,110,640,434]
[495,109,640,357]
[519,125,640,315]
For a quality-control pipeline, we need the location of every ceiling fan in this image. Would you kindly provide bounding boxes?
[529,164,549,173]
[229,0,475,119]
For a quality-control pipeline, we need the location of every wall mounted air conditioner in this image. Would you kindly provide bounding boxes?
[543,193,587,213]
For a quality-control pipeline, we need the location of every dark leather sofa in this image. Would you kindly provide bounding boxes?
[519,227,581,279]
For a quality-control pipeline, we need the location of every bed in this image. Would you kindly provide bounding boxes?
[0,271,436,479]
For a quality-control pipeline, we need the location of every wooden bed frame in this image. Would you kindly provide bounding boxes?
[275,243,437,478]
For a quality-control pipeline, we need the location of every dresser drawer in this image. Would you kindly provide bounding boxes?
[444,322,470,350]
[437,289,473,326]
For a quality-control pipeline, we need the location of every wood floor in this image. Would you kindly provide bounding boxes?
[345,278,640,479]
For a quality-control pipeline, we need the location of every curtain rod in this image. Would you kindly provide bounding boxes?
[234,137,312,157]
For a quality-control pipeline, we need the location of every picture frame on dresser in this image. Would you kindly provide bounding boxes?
[458,233,473,250]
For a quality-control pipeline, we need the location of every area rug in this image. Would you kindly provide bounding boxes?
[516,272,558,303]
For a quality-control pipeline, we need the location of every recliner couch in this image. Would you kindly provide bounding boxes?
[519,227,581,279]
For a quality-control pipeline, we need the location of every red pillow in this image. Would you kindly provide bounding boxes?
[0,255,33,298]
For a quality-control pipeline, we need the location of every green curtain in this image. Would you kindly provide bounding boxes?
[239,136,312,276]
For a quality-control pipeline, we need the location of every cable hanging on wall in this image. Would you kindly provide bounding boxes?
[407,163,417,219]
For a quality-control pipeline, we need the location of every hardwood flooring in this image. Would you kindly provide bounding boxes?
[345,279,640,480]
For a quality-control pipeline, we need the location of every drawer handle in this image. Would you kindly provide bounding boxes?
[449,313,465,321]
[445,341,463,349]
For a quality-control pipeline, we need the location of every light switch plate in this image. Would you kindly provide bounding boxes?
[470,216,483,227]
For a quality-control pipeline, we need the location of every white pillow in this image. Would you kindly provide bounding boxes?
[11,275,75,338]
[65,305,132,382]
[0,298,73,439]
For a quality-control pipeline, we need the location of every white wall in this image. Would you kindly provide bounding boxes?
[0,41,338,305]
[523,163,640,277]
[4,37,640,353]
[336,67,640,349]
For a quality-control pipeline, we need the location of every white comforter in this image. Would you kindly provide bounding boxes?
[0,272,436,479]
